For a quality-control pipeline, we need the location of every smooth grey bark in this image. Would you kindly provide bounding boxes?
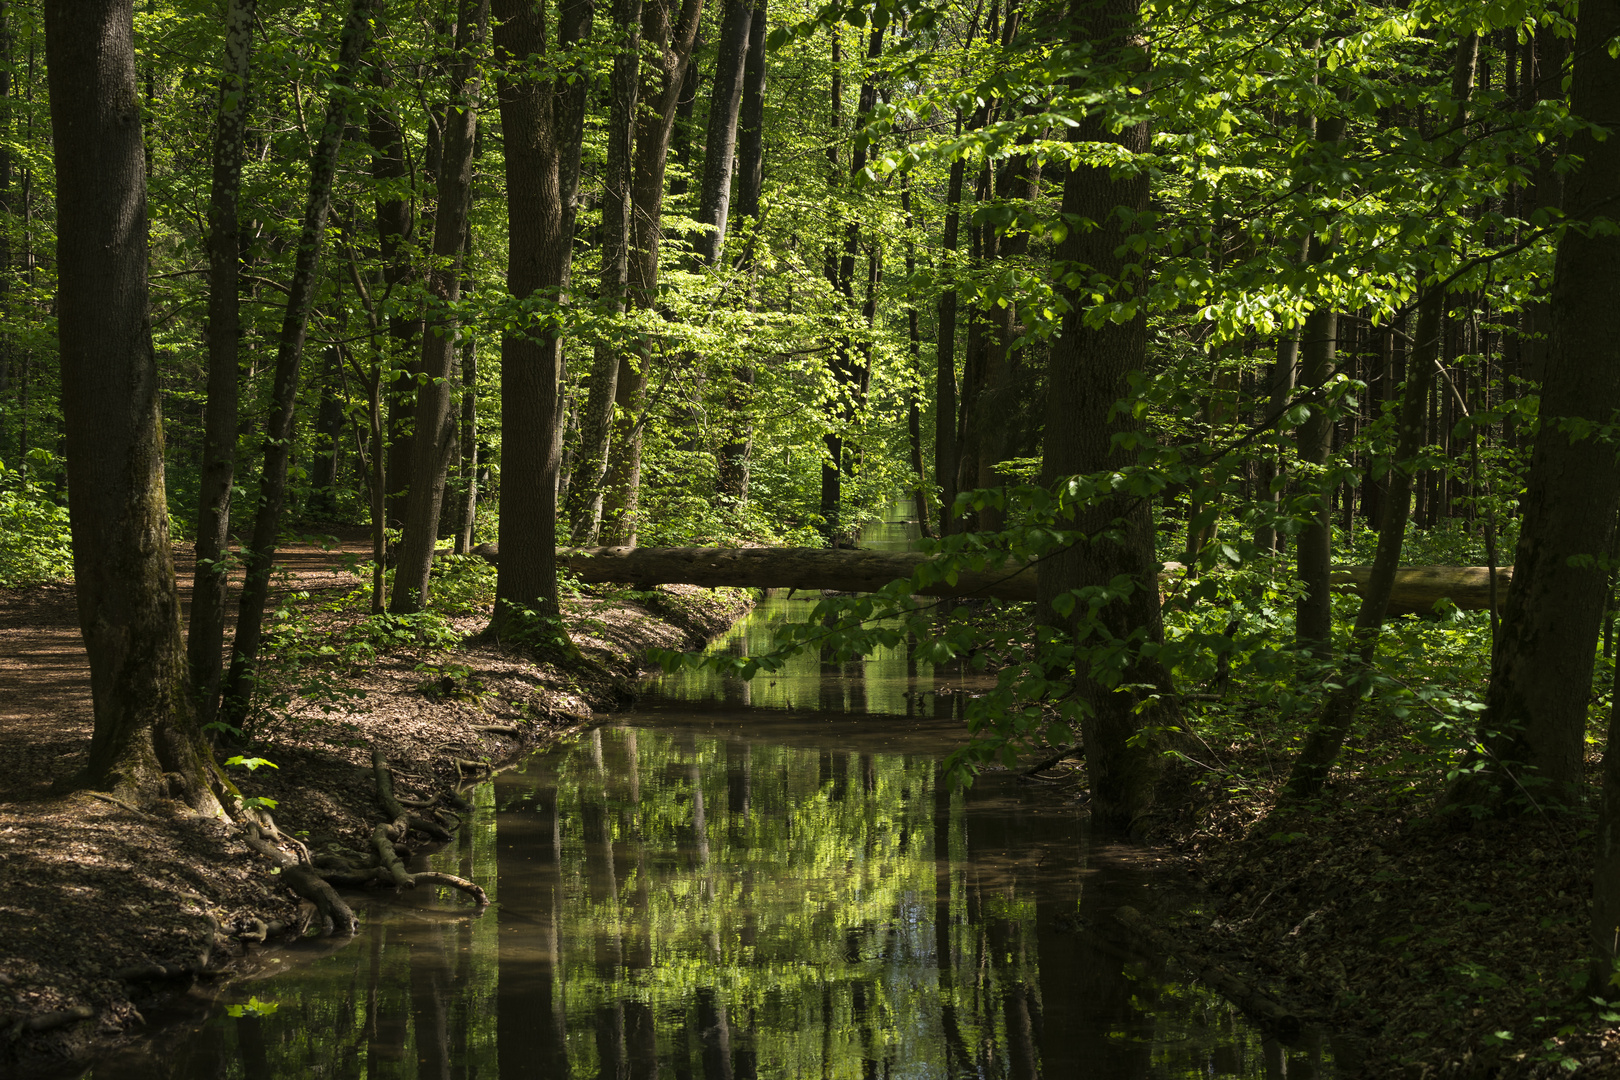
[598,0,707,546]
[188,0,256,724]
[692,0,753,267]
[712,0,769,503]
[391,0,490,614]
[219,0,372,729]
[488,0,595,635]
[1286,33,1479,800]
[45,0,220,811]
[566,0,642,544]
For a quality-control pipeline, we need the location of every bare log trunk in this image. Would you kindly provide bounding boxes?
[472,543,1506,611]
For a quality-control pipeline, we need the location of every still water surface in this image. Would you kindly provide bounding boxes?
[82,511,1338,1079]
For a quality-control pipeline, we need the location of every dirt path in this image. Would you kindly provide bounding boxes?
[0,533,374,803]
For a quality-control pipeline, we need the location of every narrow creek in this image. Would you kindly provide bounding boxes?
[79,507,1342,1079]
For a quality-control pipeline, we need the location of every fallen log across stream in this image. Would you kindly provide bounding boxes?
[470,543,1510,616]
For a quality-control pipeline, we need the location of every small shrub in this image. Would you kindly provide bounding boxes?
[0,456,72,587]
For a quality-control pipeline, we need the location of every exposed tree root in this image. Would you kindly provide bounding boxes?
[5,1004,95,1040]
[224,747,491,935]
[240,822,359,935]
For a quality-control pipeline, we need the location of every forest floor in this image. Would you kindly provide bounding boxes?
[1135,720,1617,1078]
[0,530,751,1075]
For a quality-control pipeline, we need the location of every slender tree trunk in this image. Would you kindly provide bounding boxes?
[935,117,970,532]
[308,343,345,515]
[45,0,220,811]
[371,92,422,531]
[713,0,769,504]
[488,0,595,634]
[599,0,707,546]
[693,0,752,267]
[0,2,10,452]
[902,173,933,538]
[977,139,1036,534]
[219,0,372,728]
[820,23,883,542]
[1293,107,1347,651]
[188,0,256,724]
[731,0,768,262]
[1036,0,1177,829]
[1286,33,1479,800]
[566,0,642,543]
[453,329,479,554]
[392,0,490,614]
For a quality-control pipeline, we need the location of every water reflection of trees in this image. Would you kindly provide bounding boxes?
[102,726,1332,1080]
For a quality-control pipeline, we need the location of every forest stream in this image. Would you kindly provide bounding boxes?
[68,510,1345,1079]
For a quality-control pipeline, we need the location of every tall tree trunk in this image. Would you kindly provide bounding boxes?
[902,173,933,538]
[731,0,768,261]
[45,0,220,811]
[935,106,979,532]
[188,0,256,724]
[712,0,769,504]
[1292,105,1348,652]
[816,25,846,540]
[308,343,345,515]
[1285,33,1479,800]
[369,92,422,532]
[488,0,595,635]
[692,0,753,267]
[566,0,642,544]
[453,321,480,553]
[1449,12,1620,814]
[598,0,707,547]
[820,23,883,542]
[391,0,490,614]
[1036,0,1177,830]
[976,139,1037,534]
[218,0,372,728]
[0,2,11,453]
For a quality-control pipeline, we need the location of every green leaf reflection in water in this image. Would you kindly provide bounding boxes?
[86,724,1336,1079]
